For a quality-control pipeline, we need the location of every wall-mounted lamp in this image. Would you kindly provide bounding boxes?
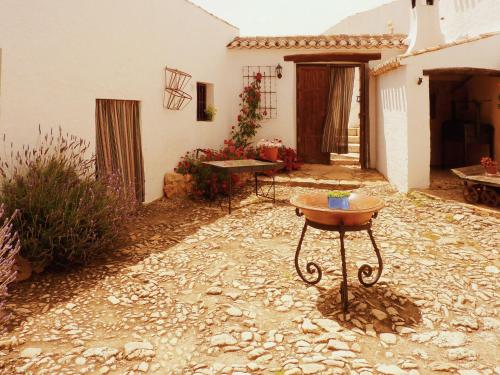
[275,64,283,79]
[417,77,423,85]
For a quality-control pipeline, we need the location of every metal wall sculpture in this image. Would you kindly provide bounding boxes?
[163,67,192,110]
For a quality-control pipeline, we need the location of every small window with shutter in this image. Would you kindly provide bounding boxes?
[197,83,207,121]
[196,82,214,122]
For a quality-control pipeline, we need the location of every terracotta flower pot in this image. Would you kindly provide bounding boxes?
[261,146,279,162]
[485,165,498,175]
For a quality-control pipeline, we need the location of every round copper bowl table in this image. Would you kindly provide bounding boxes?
[290,192,385,317]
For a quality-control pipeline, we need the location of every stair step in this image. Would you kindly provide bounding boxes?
[348,128,358,136]
[348,143,360,153]
[330,153,360,166]
[331,158,360,166]
[348,135,360,143]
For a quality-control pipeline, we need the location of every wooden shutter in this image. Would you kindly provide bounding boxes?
[197,83,207,121]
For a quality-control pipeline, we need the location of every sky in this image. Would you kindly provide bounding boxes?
[190,0,393,36]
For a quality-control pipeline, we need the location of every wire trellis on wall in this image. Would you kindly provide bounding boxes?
[163,67,192,110]
[242,66,277,119]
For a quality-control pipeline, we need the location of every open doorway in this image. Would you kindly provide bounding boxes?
[95,99,145,202]
[426,68,499,190]
[331,66,361,165]
[296,63,366,166]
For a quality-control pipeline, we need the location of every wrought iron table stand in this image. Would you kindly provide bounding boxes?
[294,208,383,317]
[203,159,284,213]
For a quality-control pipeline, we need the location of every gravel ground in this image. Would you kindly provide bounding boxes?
[0,183,498,375]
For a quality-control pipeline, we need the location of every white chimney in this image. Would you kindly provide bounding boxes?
[407,0,444,53]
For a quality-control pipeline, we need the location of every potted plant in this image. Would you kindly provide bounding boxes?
[327,191,351,210]
[257,138,282,162]
[481,157,498,175]
[205,106,217,122]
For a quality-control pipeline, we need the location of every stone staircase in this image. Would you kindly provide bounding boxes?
[331,125,360,165]
[348,127,360,155]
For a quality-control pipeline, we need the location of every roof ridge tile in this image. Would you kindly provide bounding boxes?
[227,34,408,50]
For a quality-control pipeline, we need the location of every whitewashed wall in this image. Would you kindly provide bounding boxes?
[439,0,500,42]
[228,49,402,167]
[376,67,409,191]
[408,0,500,53]
[406,34,500,188]
[0,0,239,202]
[348,68,360,129]
[376,33,500,191]
[324,0,409,35]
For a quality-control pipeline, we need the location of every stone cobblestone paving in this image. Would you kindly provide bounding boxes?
[0,183,498,375]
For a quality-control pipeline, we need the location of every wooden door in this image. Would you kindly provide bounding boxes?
[359,63,370,169]
[296,65,331,164]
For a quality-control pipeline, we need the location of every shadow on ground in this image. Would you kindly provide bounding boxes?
[315,282,422,334]
[3,191,240,334]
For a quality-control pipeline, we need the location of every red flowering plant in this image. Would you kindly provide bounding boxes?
[480,157,497,168]
[175,140,255,199]
[480,156,498,174]
[231,73,264,148]
[279,147,302,172]
[175,73,303,198]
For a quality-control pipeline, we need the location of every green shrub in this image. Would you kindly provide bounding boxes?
[327,191,351,198]
[0,129,135,271]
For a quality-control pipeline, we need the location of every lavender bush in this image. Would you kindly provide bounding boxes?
[0,206,20,328]
[0,128,135,271]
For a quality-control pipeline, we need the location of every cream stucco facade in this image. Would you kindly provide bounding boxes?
[0,0,239,202]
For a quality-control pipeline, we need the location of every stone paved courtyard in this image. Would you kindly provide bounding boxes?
[0,183,499,375]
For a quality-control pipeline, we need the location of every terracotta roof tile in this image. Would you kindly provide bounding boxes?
[371,32,499,76]
[370,57,403,76]
[227,34,407,50]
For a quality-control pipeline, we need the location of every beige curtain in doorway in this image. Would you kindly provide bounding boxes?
[96,99,145,202]
[321,66,355,154]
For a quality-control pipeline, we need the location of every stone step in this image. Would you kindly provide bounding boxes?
[260,176,360,190]
[348,143,360,153]
[331,153,360,166]
[348,128,359,136]
[348,135,360,144]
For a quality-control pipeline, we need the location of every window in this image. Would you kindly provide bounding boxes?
[196,82,214,122]
[197,83,207,121]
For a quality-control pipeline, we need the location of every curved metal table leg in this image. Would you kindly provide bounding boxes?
[294,223,323,285]
[357,228,384,287]
[293,213,384,317]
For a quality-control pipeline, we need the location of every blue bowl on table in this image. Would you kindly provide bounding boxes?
[328,196,350,210]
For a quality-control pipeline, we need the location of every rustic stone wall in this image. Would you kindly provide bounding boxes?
[163,173,193,199]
